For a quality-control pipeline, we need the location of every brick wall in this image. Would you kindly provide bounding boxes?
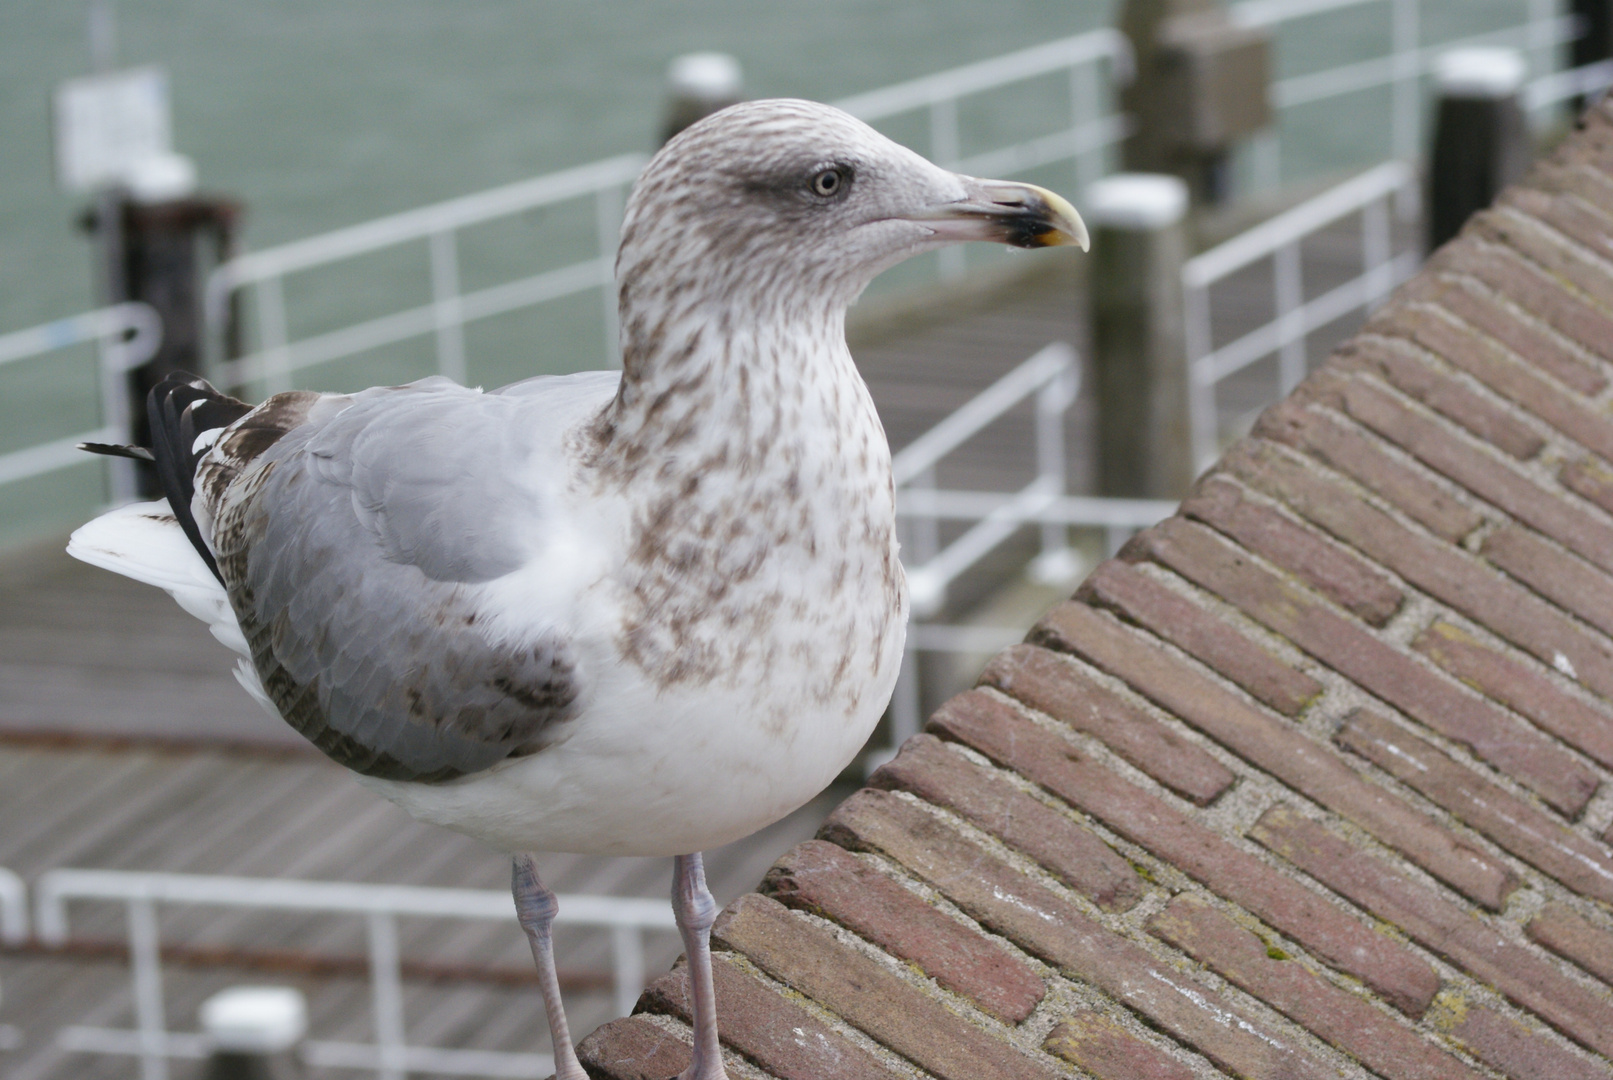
[578,101,1613,1080]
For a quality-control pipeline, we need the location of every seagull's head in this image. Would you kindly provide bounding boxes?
[616,98,1088,318]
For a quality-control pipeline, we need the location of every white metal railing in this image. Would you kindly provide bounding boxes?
[1525,56,1613,109]
[1183,161,1420,469]
[0,302,162,501]
[1232,0,1575,187]
[36,868,677,1080]
[887,341,1177,748]
[205,153,646,395]
[204,28,1133,396]
[0,866,27,945]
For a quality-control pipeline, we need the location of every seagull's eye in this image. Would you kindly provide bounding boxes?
[810,168,847,198]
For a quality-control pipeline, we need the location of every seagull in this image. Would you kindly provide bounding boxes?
[68,98,1087,1080]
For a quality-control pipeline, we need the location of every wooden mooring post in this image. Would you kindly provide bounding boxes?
[199,986,307,1080]
[1086,173,1195,500]
[1427,47,1530,251]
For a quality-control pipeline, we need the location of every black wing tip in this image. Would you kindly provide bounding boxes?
[147,371,252,587]
[78,442,156,461]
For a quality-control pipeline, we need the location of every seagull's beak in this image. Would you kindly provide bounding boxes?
[906,178,1090,252]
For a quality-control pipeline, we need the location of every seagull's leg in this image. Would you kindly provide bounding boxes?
[512,854,588,1080]
[673,851,728,1080]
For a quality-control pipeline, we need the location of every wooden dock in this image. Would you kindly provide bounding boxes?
[0,198,1420,1078]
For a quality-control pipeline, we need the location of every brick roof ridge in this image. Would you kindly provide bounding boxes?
[581,101,1613,1080]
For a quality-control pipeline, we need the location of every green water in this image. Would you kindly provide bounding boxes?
[0,0,1557,544]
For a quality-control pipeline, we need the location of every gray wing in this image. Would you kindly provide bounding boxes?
[208,372,620,782]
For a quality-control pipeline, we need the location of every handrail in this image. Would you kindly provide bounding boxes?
[1183,161,1414,288]
[0,302,162,370]
[204,153,647,322]
[34,867,674,945]
[203,28,1133,394]
[834,28,1134,120]
[1183,162,1419,468]
[0,302,163,498]
[39,867,677,1080]
[892,341,1075,486]
[1526,58,1613,110]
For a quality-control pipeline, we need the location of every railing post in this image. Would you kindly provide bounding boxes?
[888,647,923,756]
[366,911,407,1080]
[427,229,467,384]
[930,98,966,280]
[1274,240,1305,395]
[1391,0,1421,162]
[611,924,645,1020]
[1427,47,1530,252]
[1086,174,1195,498]
[910,466,940,567]
[1028,357,1080,584]
[257,276,292,396]
[597,182,625,367]
[1363,193,1393,310]
[95,308,140,503]
[1070,60,1104,192]
[127,896,170,1080]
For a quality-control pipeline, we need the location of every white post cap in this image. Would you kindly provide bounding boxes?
[667,53,743,101]
[200,985,307,1054]
[1435,47,1527,99]
[1084,174,1190,230]
[126,151,197,204]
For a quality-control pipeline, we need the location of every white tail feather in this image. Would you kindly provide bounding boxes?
[67,501,251,659]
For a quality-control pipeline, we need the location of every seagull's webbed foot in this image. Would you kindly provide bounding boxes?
[673,852,729,1080]
[513,854,589,1080]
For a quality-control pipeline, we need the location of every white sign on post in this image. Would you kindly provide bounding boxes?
[53,65,175,193]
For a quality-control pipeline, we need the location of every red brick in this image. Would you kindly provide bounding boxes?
[712,892,1063,1080]
[1378,304,1613,461]
[1506,186,1613,302]
[822,790,1343,1080]
[1442,1004,1613,1080]
[761,837,1048,1023]
[1148,895,1486,1080]
[1529,159,1613,220]
[869,734,1142,912]
[1253,399,1482,541]
[1529,158,1613,225]
[927,689,1441,1016]
[1338,338,1548,459]
[1183,474,1404,626]
[1415,276,1607,397]
[1470,210,1613,325]
[640,954,907,1080]
[979,643,1234,805]
[1440,237,1613,366]
[1077,560,1323,717]
[577,1016,693,1080]
[1042,1013,1195,1080]
[1528,903,1613,987]
[1128,514,1595,820]
[1414,621,1613,770]
[1561,457,1613,517]
[1226,439,1613,717]
[1483,524,1613,638]
[1337,376,1613,575]
[1336,710,1613,904]
[1250,805,1613,1060]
